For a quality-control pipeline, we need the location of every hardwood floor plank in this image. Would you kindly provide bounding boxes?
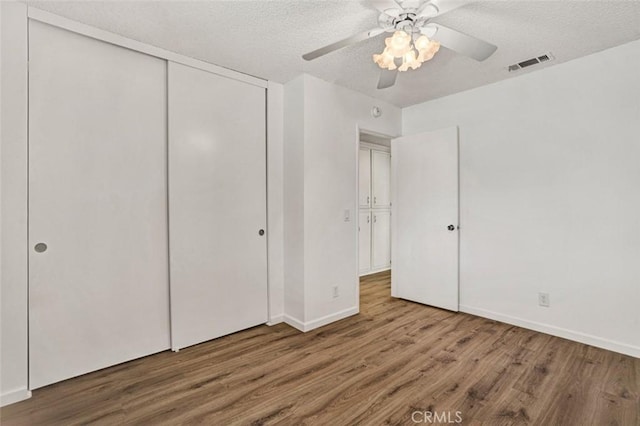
[1,270,638,425]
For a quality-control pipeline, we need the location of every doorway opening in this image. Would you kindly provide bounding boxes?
[357,130,393,307]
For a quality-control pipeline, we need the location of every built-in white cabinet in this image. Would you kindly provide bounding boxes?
[359,144,391,275]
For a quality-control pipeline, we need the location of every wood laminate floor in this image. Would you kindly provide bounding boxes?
[2,271,638,425]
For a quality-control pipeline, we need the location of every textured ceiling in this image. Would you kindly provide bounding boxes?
[27,1,640,107]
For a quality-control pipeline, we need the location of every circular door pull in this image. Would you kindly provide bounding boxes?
[34,243,48,253]
[258,229,265,236]
[447,225,455,231]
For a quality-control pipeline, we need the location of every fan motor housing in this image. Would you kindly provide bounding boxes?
[379,8,429,34]
[395,12,419,32]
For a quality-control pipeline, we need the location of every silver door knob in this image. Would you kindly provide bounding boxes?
[34,243,48,253]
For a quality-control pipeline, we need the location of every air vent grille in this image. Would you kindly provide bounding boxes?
[508,53,554,72]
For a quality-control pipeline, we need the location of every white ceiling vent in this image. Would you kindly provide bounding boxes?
[508,53,554,72]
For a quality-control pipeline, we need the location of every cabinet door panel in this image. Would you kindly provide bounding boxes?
[359,212,372,273]
[372,150,391,208]
[359,148,371,207]
[372,211,391,269]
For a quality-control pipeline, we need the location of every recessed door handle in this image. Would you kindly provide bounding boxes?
[447,225,455,231]
[34,243,48,253]
[258,229,265,236]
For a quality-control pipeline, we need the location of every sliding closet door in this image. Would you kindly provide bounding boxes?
[28,21,170,388]
[168,62,268,350]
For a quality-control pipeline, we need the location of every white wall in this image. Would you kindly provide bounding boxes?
[283,75,306,325]
[403,39,640,357]
[283,74,401,330]
[0,1,31,405]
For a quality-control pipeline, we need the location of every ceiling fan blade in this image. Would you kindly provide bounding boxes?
[377,69,398,89]
[418,0,475,18]
[369,0,402,15]
[425,23,496,61]
[302,28,384,61]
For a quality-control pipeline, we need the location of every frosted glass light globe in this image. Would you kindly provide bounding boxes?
[372,48,397,70]
[385,31,412,58]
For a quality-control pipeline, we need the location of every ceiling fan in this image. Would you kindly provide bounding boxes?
[302,0,497,89]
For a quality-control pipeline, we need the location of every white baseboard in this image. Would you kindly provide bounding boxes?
[359,267,391,277]
[266,315,284,326]
[459,305,640,359]
[283,306,359,332]
[283,314,305,331]
[304,306,359,331]
[1,388,32,407]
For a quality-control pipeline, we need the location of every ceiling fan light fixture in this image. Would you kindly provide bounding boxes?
[301,0,498,89]
[374,32,440,73]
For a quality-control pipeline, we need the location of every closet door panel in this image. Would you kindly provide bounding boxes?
[372,211,391,269]
[28,20,170,389]
[372,151,391,208]
[359,148,371,207]
[359,211,372,273]
[168,62,268,350]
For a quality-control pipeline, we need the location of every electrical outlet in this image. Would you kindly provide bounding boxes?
[538,292,550,307]
[332,286,339,298]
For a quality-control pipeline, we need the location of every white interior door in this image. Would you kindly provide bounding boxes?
[168,62,268,350]
[372,150,391,208]
[391,127,459,311]
[359,211,372,273]
[359,148,371,207]
[28,21,170,389]
[372,210,391,270]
